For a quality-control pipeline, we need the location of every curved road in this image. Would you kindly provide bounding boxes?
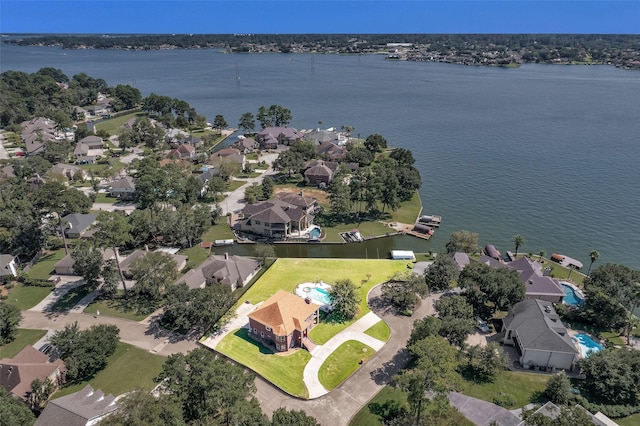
[253,286,437,426]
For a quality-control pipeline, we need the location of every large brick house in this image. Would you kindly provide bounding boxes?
[247,290,319,352]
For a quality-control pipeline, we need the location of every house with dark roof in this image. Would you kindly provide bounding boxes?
[167,144,196,160]
[61,213,98,239]
[50,163,89,181]
[238,197,313,239]
[54,250,114,276]
[0,254,18,278]
[451,252,471,271]
[35,385,119,426]
[233,137,258,153]
[0,165,17,178]
[509,257,565,303]
[256,127,304,149]
[247,290,320,352]
[210,153,246,171]
[501,299,579,371]
[515,401,618,426]
[108,176,136,201]
[304,162,334,187]
[0,346,65,400]
[201,254,260,291]
[305,129,340,145]
[316,141,347,160]
[119,250,187,279]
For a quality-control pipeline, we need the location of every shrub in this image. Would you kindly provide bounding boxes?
[493,392,516,408]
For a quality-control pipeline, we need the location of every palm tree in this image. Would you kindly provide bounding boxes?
[513,234,525,258]
[539,250,545,262]
[587,250,600,276]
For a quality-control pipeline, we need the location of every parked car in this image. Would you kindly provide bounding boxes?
[476,317,491,333]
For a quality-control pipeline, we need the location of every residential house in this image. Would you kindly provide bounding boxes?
[50,163,89,181]
[233,137,258,153]
[304,161,334,186]
[516,401,618,426]
[61,213,98,239]
[256,127,304,149]
[0,346,65,400]
[509,257,565,303]
[198,168,221,196]
[54,250,114,276]
[73,106,91,120]
[35,385,119,426]
[73,136,104,162]
[108,176,136,201]
[247,290,320,352]
[210,153,246,172]
[501,299,579,371]
[238,197,313,239]
[21,117,58,155]
[211,147,241,159]
[305,129,340,145]
[451,252,471,271]
[274,191,319,213]
[177,253,260,291]
[119,250,187,279]
[167,144,196,160]
[316,141,347,160]
[0,165,17,178]
[0,254,18,278]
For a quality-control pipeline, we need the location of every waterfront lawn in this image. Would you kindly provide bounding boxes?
[319,340,374,390]
[235,258,405,344]
[364,321,391,342]
[461,371,549,409]
[388,192,423,225]
[201,221,235,242]
[0,329,47,359]
[50,284,93,312]
[323,221,392,243]
[94,111,145,135]
[6,282,53,310]
[216,328,310,398]
[53,342,165,398]
[25,249,66,280]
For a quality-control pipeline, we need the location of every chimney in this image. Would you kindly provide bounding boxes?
[224,252,228,260]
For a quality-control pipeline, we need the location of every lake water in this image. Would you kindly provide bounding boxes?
[2,44,639,268]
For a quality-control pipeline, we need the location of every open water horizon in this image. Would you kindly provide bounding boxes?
[1,44,639,269]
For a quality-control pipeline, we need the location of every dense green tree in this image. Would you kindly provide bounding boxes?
[459,263,525,314]
[254,243,275,266]
[130,251,178,303]
[544,372,572,405]
[327,168,352,217]
[345,144,374,166]
[445,230,479,254]
[112,84,141,110]
[273,150,304,177]
[395,165,421,202]
[0,302,21,345]
[100,259,120,298]
[256,105,292,128]
[99,390,185,426]
[582,263,640,328]
[156,348,261,423]
[290,139,316,161]
[238,112,255,133]
[434,295,474,319]
[217,159,243,181]
[71,240,103,288]
[364,133,387,152]
[578,347,640,405]
[0,387,36,426]
[271,408,321,426]
[382,272,429,314]
[162,284,235,333]
[328,278,360,320]
[424,254,460,292]
[261,177,275,200]
[396,336,460,426]
[51,322,119,383]
[463,342,508,383]
[408,316,443,346]
[513,234,525,258]
[213,114,228,130]
[434,295,476,348]
[27,377,55,413]
[521,404,594,426]
[389,147,415,166]
[93,211,132,296]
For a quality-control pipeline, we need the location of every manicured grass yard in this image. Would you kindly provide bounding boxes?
[93,111,145,135]
[618,413,640,426]
[93,193,118,203]
[6,282,53,310]
[364,321,391,342]
[216,328,311,398]
[25,248,66,280]
[323,221,393,243]
[201,221,235,242]
[461,371,549,409]
[227,180,246,191]
[53,342,165,398]
[235,258,406,344]
[0,329,47,359]
[50,284,93,312]
[179,246,210,270]
[318,340,374,390]
[83,296,149,321]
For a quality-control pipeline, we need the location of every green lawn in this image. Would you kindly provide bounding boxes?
[179,246,210,271]
[53,342,165,398]
[25,249,66,280]
[0,329,47,359]
[618,413,640,426]
[234,258,405,344]
[227,180,246,191]
[201,221,235,242]
[319,340,374,390]
[364,321,391,341]
[216,328,310,398]
[50,285,93,312]
[461,371,549,409]
[6,282,53,310]
[388,191,424,225]
[93,111,145,135]
[323,221,394,243]
[83,296,149,321]
[93,193,118,203]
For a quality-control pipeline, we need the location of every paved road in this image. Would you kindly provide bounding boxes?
[253,286,438,426]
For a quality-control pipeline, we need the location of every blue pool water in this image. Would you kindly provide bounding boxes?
[308,287,332,305]
[310,227,321,238]
[573,333,604,357]
[561,283,584,306]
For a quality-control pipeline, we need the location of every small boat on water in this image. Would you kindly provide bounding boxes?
[418,215,442,227]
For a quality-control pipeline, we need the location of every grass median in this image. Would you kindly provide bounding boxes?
[318,340,375,390]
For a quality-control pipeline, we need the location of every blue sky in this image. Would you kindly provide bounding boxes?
[1,1,638,34]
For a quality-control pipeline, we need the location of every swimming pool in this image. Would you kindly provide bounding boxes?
[573,333,604,357]
[310,227,321,239]
[561,282,584,306]
[296,282,334,310]
[307,287,332,305]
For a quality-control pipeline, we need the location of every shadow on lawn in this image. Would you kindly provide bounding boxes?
[233,328,274,355]
[370,348,411,385]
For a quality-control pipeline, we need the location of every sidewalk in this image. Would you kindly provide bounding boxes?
[199,301,258,349]
[28,278,86,313]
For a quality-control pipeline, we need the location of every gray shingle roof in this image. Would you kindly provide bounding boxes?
[35,385,118,426]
